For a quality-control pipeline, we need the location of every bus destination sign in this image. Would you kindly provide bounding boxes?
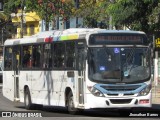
[89,33,148,45]
[94,35,141,42]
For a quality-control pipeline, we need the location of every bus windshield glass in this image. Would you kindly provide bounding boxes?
[88,47,150,83]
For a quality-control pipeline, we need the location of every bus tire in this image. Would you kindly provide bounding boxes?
[67,92,78,114]
[24,87,33,110]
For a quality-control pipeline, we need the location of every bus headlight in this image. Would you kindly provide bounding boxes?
[138,84,151,96]
[87,86,104,97]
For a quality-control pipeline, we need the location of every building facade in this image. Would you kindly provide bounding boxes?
[11,10,41,38]
[11,10,83,38]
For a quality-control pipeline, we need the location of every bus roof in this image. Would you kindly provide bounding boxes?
[4,28,146,46]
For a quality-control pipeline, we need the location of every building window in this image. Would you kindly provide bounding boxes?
[29,24,34,35]
[23,24,27,36]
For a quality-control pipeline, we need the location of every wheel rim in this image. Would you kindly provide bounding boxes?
[69,96,75,111]
[25,92,29,107]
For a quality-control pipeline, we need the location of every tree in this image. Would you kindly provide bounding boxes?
[107,0,160,35]
[3,0,75,31]
[73,0,110,28]
[0,12,8,22]
[74,0,160,34]
[0,12,13,44]
[0,12,9,31]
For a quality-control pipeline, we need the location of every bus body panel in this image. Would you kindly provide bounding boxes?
[3,71,14,101]
[2,28,152,111]
[84,92,152,109]
[19,71,32,102]
[22,70,77,107]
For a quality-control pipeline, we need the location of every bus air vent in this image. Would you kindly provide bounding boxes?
[107,94,118,96]
[110,99,132,104]
[101,85,141,92]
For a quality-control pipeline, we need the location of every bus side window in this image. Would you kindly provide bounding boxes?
[32,45,42,68]
[66,42,75,69]
[53,43,65,68]
[4,47,13,70]
[43,44,52,69]
[22,46,32,68]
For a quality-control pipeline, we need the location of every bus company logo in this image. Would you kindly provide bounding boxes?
[2,112,12,117]
[119,93,123,97]
[1,112,42,117]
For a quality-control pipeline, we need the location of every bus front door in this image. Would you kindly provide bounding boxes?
[77,46,86,105]
[13,46,21,101]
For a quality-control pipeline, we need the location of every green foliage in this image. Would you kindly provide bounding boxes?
[3,0,75,30]
[2,0,160,34]
[73,0,110,28]
[107,0,160,34]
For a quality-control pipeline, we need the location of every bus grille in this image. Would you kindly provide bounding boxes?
[101,85,141,92]
[107,94,119,96]
[110,99,132,104]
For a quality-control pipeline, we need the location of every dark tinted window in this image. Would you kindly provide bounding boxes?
[43,44,52,69]
[66,42,75,69]
[32,45,42,68]
[4,47,13,70]
[22,46,32,68]
[53,43,65,68]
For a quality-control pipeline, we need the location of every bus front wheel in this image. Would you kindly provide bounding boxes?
[67,92,79,114]
[24,88,33,110]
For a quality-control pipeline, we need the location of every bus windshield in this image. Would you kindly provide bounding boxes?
[88,47,150,83]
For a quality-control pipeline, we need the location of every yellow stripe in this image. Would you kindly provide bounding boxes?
[60,34,79,40]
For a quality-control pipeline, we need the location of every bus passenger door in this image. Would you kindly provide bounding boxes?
[77,43,86,105]
[12,46,21,101]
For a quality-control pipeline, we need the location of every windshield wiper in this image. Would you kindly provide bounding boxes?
[123,46,136,77]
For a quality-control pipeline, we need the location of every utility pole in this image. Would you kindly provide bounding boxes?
[75,0,79,28]
[109,16,112,30]
[20,0,24,38]
[1,28,3,45]
[109,0,115,30]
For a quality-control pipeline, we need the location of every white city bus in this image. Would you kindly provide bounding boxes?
[3,28,152,114]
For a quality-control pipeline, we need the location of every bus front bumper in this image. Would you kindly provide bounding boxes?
[84,93,152,109]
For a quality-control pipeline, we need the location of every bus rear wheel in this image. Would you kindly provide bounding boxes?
[24,88,33,110]
[67,92,79,114]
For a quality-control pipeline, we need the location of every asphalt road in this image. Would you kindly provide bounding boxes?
[0,85,160,119]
